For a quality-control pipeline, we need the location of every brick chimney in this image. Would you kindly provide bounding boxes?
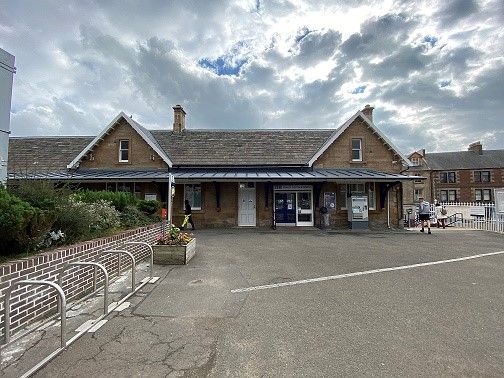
[362,104,374,122]
[173,105,186,132]
[468,141,482,155]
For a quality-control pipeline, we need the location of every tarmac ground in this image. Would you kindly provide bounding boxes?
[2,227,504,377]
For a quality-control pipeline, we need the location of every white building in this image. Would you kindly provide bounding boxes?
[0,48,16,186]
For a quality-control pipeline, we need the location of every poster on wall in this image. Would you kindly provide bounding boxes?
[324,192,336,210]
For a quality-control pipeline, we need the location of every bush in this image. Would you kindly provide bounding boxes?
[86,199,121,233]
[73,190,138,211]
[119,205,153,228]
[137,200,162,215]
[52,198,93,244]
[0,188,55,254]
[10,180,70,211]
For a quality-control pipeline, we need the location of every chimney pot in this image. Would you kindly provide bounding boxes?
[362,104,374,122]
[468,141,483,155]
[173,105,186,132]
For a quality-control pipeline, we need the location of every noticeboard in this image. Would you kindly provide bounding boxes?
[324,192,336,210]
[495,188,504,213]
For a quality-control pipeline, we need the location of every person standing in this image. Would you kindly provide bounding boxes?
[435,201,447,229]
[183,199,195,230]
[418,196,432,234]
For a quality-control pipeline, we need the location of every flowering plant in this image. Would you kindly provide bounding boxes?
[155,225,193,246]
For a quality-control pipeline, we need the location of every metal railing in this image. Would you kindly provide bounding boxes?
[4,280,67,348]
[125,241,154,279]
[57,262,109,315]
[100,250,136,292]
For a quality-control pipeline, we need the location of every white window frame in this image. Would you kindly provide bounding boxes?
[448,190,456,202]
[476,189,492,201]
[184,183,202,210]
[415,189,423,202]
[368,182,376,210]
[411,157,420,166]
[119,140,129,162]
[351,138,362,162]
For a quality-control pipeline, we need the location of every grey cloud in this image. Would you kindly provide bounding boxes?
[292,29,342,66]
[341,13,417,59]
[366,45,431,80]
[435,0,480,26]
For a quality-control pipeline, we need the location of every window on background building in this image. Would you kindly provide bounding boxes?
[440,171,456,183]
[440,190,456,202]
[411,157,420,166]
[415,189,423,201]
[368,182,376,210]
[351,138,362,161]
[474,170,491,183]
[184,184,202,210]
[119,140,129,162]
[475,189,492,202]
[448,190,456,202]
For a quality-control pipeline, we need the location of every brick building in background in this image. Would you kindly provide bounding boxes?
[404,142,504,207]
[8,104,417,230]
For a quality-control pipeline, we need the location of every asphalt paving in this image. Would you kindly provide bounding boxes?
[6,228,504,377]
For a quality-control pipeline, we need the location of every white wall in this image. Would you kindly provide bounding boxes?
[0,48,16,186]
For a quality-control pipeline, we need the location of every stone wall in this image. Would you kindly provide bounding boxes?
[0,222,166,339]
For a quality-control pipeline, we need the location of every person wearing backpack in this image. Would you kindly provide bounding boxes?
[418,196,432,234]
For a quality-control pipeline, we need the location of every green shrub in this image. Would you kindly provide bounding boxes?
[9,180,70,211]
[73,190,138,211]
[86,199,121,234]
[52,198,93,244]
[119,205,152,228]
[0,188,55,254]
[137,200,162,215]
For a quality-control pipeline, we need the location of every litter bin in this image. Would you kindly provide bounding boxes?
[319,206,329,228]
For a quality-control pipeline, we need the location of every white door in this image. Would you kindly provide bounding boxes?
[296,191,314,226]
[238,187,256,226]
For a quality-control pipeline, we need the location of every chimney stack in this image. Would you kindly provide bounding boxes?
[362,104,374,122]
[173,104,186,132]
[468,141,483,155]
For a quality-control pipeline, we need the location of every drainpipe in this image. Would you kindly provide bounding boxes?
[387,190,391,228]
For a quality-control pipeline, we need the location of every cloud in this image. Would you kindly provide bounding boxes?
[1,0,503,155]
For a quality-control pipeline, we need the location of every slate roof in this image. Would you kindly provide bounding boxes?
[150,129,334,166]
[423,150,504,170]
[8,137,94,172]
[8,168,419,182]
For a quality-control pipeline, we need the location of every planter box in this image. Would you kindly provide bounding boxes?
[152,238,196,265]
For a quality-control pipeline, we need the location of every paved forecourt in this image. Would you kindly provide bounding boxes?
[33,228,504,377]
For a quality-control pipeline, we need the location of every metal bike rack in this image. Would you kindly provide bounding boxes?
[57,262,109,315]
[125,241,155,279]
[3,280,67,348]
[101,250,136,292]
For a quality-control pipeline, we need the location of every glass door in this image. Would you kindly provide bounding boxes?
[296,191,313,226]
[275,192,297,225]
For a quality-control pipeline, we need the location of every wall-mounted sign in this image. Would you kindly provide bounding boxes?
[145,193,157,201]
[324,192,336,209]
[495,188,504,213]
[274,185,312,191]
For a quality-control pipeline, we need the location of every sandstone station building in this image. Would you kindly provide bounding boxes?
[8,105,417,229]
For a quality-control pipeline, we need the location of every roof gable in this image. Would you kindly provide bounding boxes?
[67,112,173,169]
[308,111,412,167]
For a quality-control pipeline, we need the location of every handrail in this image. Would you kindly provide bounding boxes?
[57,262,109,315]
[125,241,154,278]
[100,250,136,292]
[446,212,463,226]
[4,280,67,348]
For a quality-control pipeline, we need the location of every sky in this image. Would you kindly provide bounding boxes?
[1,0,503,154]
